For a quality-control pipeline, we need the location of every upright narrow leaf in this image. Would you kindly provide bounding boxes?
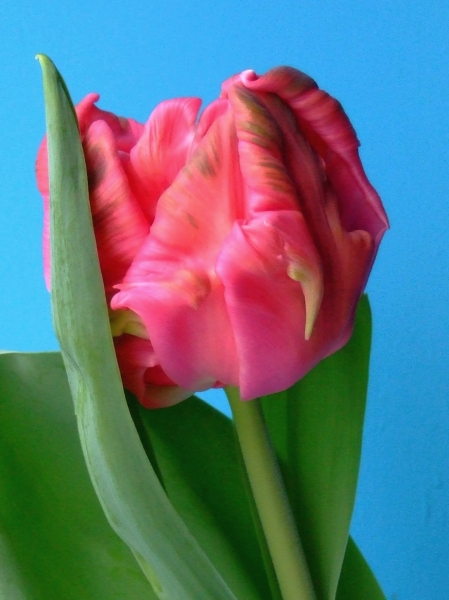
[336,538,386,600]
[37,54,236,600]
[127,391,275,600]
[262,296,372,600]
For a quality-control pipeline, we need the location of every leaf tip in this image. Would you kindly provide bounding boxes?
[35,53,50,67]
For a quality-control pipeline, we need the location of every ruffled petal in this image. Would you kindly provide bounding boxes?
[259,83,378,355]
[37,93,145,290]
[111,108,244,390]
[83,120,149,294]
[229,75,383,355]
[238,67,389,243]
[76,93,144,152]
[226,84,300,215]
[129,98,202,222]
[114,334,193,408]
[112,279,238,392]
[245,88,342,278]
[216,211,324,400]
[35,138,51,288]
[317,185,374,357]
[127,105,244,269]
[290,89,388,241]
[222,66,316,102]
[194,98,228,145]
[217,68,384,398]
[225,82,330,337]
[252,72,384,341]
[225,66,388,244]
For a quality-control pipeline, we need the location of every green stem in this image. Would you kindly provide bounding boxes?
[225,386,316,600]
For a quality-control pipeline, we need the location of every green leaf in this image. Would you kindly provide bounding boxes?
[0,351,156,600]
[0,352,384,600]
[336,538,386,600]
[37,54,236,600]
[261,295,372,600]
[127,391,278,600]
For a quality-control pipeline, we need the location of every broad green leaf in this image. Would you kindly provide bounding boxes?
[0,351,156,600]
[37,54,236,600]
[0,352,384,600]
[336,538,386,600]
[127,391,280,600]
[261,296,372,600]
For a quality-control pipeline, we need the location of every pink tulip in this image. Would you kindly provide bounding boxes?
[36,67,388,408]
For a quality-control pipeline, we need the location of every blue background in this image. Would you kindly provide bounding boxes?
[1,1,448,598]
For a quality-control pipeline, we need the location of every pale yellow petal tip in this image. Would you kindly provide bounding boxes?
[304,301,319,341]
[109,308,149,339]
[287,263,323,341]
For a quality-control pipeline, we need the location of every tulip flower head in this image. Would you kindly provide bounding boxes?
[36,67,388,408]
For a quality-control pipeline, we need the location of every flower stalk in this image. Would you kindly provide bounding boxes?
[225,386,316,600]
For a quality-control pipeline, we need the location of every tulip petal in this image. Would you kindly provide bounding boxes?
[114,334,192,408]
[194,98,228,144]
[223,66,316,102]
[112,108,243,391]
[232,81,380,356]
[216,211,324,400]
[320,186,374,349]
[231,66,388,243]
[83,120,149,295]
[290,89,388,240]
[36,93,145,289]
[113,280,238,392]
[76,93,144,152]
[240,68,389,242]
[258,77,382,344]
[36,138,51,288]
[226,83,332,339]
[226,84,301,215]
[129,98,202,223]
[233,85,333,246]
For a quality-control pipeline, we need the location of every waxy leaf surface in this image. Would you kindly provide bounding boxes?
[261,296,375,600]
[0,351,156,600]
[38,54,236,600]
